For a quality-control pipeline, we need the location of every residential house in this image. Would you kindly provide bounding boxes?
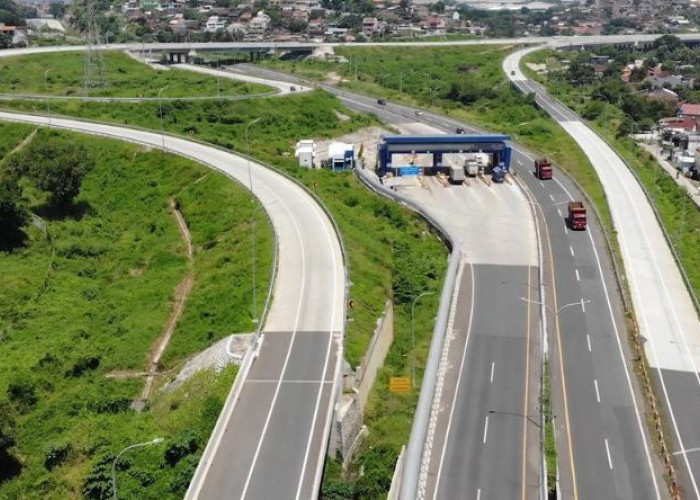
[679,103,700,119]
[205,15,228,32]
[362,17,379,36]
[647,65,684,89]
[424,17,446,35]
[248,11,271,35]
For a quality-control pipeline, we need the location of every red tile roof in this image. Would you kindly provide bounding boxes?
[680,103,700,117]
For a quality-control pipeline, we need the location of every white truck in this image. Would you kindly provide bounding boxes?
[449,165,465,184]
[465,160,479,177]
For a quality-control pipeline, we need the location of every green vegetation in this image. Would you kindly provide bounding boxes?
[0,122,35,157]
[524,41,700,303]
[0,126,272,498]
[543,360,556,496]
[0,87,450,496]
[0,51,270,97]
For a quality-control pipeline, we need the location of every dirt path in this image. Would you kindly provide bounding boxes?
[1,128,37,165]
[140,198,194,400]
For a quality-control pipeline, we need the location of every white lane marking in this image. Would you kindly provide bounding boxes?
[580,135,700,496]
[294,183,341,500]
[569,245,575,257]
[564,225,569,235]
[575,269,581,281]
[476,488,481,500]
[605,439,613,469]
[247,379,334,384]
[586,334,592,352]
[539,181,544,188]
[594,379,601,403]
[433,263,475,500]
[557,208,562,217]
[241,189,308,500]
[549,194,555,202]
[490,362,495,383]
[553,176,662,497]
[517,159,523,166]
[580,298,586,313]
[482,416,489,444]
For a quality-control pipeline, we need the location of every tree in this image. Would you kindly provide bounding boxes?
[0,31,11,49]
[0,177,27,247]
[21,137,94,211]
[49,1,66,19]
[0,400,21,483]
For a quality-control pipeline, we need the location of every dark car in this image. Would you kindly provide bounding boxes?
[377,99,387,106]
[456,127,466,134]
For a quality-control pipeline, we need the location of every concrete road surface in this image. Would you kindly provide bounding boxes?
[506,46,700,498]
[0,111,345,500]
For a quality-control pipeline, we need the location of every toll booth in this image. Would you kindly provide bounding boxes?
[377,135,512,177]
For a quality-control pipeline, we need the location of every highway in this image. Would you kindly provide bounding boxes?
[506,46,700,498]
[0,110,345,500]
[297,80,663,498]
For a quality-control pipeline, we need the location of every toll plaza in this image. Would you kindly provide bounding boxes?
[377,135,512,177]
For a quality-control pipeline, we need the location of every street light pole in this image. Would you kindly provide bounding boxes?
[411,291,434,387]
[44,68,52,125]
[157,85,169,150]
[246,117,262,324]
[111,437,163,500]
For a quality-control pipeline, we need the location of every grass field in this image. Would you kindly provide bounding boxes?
[0,122,35,158]
[0,51,270,98]
[0,126,272,498]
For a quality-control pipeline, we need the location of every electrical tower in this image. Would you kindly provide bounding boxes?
[83,0,106,93]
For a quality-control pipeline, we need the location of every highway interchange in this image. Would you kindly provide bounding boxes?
[2,33,700,499]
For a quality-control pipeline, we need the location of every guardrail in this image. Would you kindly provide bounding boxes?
[355,167,461,500]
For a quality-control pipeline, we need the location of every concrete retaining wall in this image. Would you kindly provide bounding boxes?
[356,300,394,411]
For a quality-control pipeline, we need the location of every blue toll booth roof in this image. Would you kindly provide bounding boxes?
[381,134,510,144]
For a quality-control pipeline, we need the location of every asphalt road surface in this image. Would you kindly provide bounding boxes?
[302,82,663,499]
[0,111,345,500]
[506,46,700,499]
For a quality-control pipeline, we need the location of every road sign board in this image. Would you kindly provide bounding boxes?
[390,377,412,393]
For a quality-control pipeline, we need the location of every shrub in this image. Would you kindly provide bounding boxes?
[65,356,101,378]
[7,381,37,412]
[44,442,72,470]
[163,432,199,467]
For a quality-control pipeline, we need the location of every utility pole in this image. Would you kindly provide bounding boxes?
[83,0,106,94]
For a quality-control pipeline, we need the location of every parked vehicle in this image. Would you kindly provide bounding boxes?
[535,158,553,179]
[466,160,479,177]
[568,201,587,230]
[377,99,386,106]
[449,165,465,184]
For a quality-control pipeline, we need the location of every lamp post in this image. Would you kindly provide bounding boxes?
[44,68,52,125]
[157,85,169,150]
[488,410,543,429]
[111,437,163,500]
[411,291,434,387]
[246,117,262,324]
[520,297,591,316]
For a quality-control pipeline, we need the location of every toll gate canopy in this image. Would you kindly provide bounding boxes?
[377,135,512,177]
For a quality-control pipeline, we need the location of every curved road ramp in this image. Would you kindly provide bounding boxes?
[0,111,345,500]
[505,47,700,498]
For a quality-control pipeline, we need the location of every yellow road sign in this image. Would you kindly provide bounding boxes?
[389,377,412,393]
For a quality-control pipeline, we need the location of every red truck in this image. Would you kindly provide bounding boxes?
[568,201,587,230]
[535,158,553,180]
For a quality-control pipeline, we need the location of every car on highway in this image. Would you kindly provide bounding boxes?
[377,99,386,106]
[456,127,466,134]
[511,70,516,75]
[415,110,423,116]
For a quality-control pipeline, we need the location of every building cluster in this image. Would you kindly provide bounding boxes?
[658,103,700,176]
